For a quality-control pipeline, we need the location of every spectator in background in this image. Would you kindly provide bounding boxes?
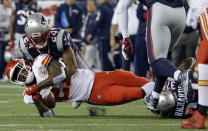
[82,0,101,70]
[0,0,11,81]
[54,0,83,50]
[86,0,114,71]
[110,0,139,71]
[171,4,199,67]
[9,0,40,54]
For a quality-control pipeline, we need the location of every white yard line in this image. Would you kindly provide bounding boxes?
[0,101,9,103]
[0,123,180,127]
[0,94,22,96]
[0,85,23,88]
[0,114,153,117]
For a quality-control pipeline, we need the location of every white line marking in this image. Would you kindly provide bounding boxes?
[16,130,73,131]
[0,94,22,96]
[0,85,23,88]
[0,123,180,127]
[0,114,153,117]
[0,101,9,103]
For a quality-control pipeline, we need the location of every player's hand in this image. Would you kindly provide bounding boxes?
[32,92,41,101]
[120,38,133,60]
[25,85,39,95]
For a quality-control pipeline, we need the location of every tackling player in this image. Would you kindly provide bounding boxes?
[116,0,193,113]
[6,54,155,117]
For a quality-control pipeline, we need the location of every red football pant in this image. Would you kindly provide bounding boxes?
[88,70,149,105]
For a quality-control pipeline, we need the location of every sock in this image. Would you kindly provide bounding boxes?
[153,72,167,94]
[173,70,181,80]
[151,58,177,78]
[198,64,208,106]
[198,86,208,106]
[141,82,154,95]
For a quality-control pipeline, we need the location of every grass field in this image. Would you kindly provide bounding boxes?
[0,82,206,131]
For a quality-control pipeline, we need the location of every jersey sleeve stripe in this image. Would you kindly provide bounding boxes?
[56,29,65,53]
[42,55,52,67]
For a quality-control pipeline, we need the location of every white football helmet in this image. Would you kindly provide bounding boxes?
[25,13,50,49]
[6,59,34,86]
[157,89,177,116]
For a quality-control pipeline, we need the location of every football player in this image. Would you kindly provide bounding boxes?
[15,12,84,108]
[6,54,155,117]
[145,57,199,120]
[116,0,193,114]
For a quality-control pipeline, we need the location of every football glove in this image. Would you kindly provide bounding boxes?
[32,92,41,101]
[120,38,133,60]
[25,85,39,95]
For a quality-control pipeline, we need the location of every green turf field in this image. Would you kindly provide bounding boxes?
[0,82,206,131]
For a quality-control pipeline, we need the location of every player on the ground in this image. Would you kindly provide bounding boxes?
[6,54,155,117]
[116,0,193,113]
[180,0,208,129]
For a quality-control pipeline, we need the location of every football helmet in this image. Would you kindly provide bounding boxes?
[157,89,177,117]
[6,59,34,86]
[25,13,50,49]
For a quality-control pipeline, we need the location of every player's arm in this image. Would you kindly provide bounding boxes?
[116,0,132,38]
[116,0,134,60]
[36,58,66,90]
[62,46,78,79]
[25,58,67,94]
[33,92,55,117]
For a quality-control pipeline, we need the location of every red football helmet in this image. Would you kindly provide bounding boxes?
[6,59,34,86]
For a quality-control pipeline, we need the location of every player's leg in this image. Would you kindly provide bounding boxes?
[108,69,150,87]
[88,84,153,105]
[181,11,208,129]
[88,71,154,105]
[145,3,187,110]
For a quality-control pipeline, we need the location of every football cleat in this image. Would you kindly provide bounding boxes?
[72,101,82,109]
[181,110,207,129]
[144,94,159,113]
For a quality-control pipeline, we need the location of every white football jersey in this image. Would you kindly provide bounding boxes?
[187,0,208,18]
[32,54,95,102]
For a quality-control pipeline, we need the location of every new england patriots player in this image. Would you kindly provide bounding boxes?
[16,12,82,108]
[116,0,193,113]
[9,0,40,53]
[6,54,155,117]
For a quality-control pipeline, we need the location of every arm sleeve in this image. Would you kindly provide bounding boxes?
[116,0,133,38]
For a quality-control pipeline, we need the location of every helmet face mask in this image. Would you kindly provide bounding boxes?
[6,59,34,86]
[25,13,50,49]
